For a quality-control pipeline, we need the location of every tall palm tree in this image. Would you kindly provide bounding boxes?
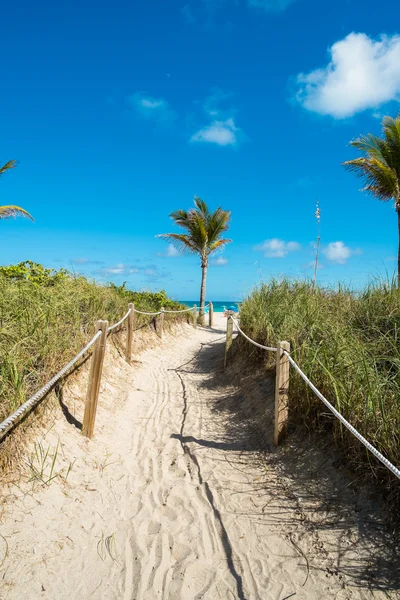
[158,197,231,323]
[343,114,400,286]
[0,159,34,221]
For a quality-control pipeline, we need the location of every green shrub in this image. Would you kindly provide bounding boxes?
[0,260,68,286]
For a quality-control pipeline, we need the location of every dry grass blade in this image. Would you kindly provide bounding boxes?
[0,533,9,569]
[289,533,309,587]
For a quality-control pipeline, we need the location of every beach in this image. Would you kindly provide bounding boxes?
[0,314,396,599]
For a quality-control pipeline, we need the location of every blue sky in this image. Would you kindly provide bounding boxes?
[1,0,400,301]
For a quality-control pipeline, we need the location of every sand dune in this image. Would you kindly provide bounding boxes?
[0,314,398,599]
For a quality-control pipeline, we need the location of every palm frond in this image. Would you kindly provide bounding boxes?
[0,205,34,221]
[156,233,198,255]
[344,114,400,204]
[0,160,17,176]
[193,196,209,217]
[343,156,397,201]
[207,207,231,244]
[349,134,389,164]
[382,115,400,179]
[187,210,208,250]
[170,209,190,229]
[209,238,232,254]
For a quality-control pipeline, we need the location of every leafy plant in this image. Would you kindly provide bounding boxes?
[0,261,68,286]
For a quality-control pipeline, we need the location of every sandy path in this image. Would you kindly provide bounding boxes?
[1,315,398,599]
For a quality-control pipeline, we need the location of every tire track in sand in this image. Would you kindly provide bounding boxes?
[170,344,247,600]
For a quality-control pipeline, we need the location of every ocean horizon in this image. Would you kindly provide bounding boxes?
[179,301,240,313]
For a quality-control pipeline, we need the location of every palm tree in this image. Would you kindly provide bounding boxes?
[0,159,34,221]
[158,196,231,323]
[343,114,400,286]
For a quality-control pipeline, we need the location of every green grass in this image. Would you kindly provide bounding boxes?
[0,267,185,424]
[238,278,400,492]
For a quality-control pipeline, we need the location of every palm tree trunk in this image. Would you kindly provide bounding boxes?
[397,207,400,288]
[199,264,207,325]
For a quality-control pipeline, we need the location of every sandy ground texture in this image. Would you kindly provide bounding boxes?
[0,314,399,600]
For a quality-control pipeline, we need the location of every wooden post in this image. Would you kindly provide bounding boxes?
[224,316,233,369]
[126,303,134,363]
[193,305,197,329]
[274,341,290,446]
[82,320,108,439]
[209,302,214,327]
[160,307,165,339]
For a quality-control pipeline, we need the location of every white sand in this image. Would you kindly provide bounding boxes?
[0,314,398,599]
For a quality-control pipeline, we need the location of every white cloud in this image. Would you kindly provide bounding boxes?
[211,256,228,265]
[323,241,361,264]
[191,89,247,147]
[248,0,296,11]
[102,263,140,275]
[100,263,170,281]
[103,263,126,275]
[166,244,180,257]
[255,239,301,258]
[191,118,242,146]
[156,244,180,258]
[128,92,178,126]
[296,32,400,118]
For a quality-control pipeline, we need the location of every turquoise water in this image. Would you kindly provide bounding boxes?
[179,301,239,313]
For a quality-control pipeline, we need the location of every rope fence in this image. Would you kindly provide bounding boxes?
[225,314,400,481]
[0,300,214,443]
[107,308,132,333]
[0,331,102,442]
[132,308,162,316]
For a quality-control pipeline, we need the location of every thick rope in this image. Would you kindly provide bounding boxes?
[283,351,400,480]
[107,308,131,332]
[163,307,195,314]
[0,330,102,442]
[132,308,162,316]
[230,316,400,480]
[230,316,277,352]
[160,303,211,314]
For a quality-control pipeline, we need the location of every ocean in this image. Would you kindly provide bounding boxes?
[179,301,240,313]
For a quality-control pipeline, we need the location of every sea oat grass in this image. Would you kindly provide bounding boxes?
[238,279,400,497]
[0,271,185,426]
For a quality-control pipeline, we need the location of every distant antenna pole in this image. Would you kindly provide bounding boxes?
[313,200,321,289]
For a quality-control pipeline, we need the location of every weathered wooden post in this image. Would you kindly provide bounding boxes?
[274,341,290,446]
[126,303,134,363]
[209,302,214,327]
[82,320,108,439]
[193,305,197,329]
[224,315,233,369]
[160,307,165,339]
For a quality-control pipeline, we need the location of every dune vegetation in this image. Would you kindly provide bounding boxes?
[238,279,400,497]
[0,262,185,424]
